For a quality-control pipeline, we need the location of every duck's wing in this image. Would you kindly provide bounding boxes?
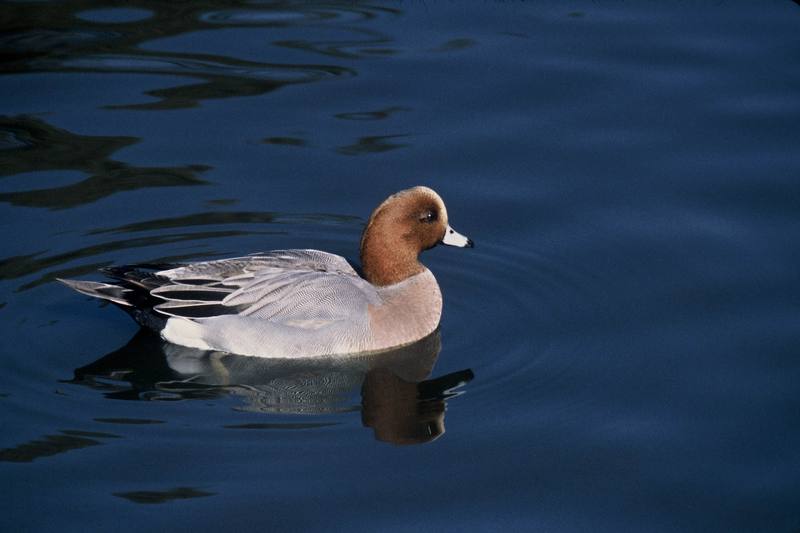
[151,250,379,324]
[155,249,359,282]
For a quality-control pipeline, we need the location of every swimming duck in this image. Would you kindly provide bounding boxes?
[60,186,473,358]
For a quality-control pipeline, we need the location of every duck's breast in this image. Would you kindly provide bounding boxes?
[369,269,443,351]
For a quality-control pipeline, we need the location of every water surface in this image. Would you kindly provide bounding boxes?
[1,1,799,531]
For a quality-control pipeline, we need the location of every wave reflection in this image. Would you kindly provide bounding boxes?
[67,329,474,445]
[1,1,399,109]
[0,115,210,209]
[199,4,399,26]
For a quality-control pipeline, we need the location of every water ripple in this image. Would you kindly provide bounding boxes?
[431,240,602,406]
[0,115,210,208]
[2,1,379,109]
[41,53,349,83]
[0,165,209,210]
[200,4,400,25]
[0,29,120,53]
[76,8,154,24]
[114,487,214,504]
[334,106,410,121]
[275,30,398,60]
[19,52,354,110]
[88,211,361,235]
[199,9,327,25]
[66,329,472,445]
[0,429,120,463]
[335,134,409,156]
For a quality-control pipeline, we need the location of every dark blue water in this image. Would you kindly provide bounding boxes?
[2,1,799,531]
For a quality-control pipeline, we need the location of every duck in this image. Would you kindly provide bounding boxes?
[60,186,473,358]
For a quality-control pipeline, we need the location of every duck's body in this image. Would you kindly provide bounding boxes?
[60,186,472,358]
[134,250,441,357]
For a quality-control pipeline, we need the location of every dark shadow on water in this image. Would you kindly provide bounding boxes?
[66,329,473,445]
[222,422,337,430]
[0,115,210,209]
[429,38,476,53]
[336,134,409,156]
[93,417,165,425]
[0,1,398,109]
[87,210,361,235]
[262,136,308,147]
[114,486,215,504]
[0,429,120,463]
[334,106,410,121]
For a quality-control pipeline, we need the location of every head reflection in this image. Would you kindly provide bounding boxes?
[69,329,473,445]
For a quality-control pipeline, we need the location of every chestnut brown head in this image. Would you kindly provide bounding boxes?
[360,186,473,286]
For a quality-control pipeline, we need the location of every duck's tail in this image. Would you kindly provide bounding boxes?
[58,264,177,331]
[57,278,134,307]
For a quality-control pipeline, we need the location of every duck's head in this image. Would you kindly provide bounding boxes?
[360,186,473,286]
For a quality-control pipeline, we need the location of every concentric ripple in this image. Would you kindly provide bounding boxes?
[428,239,602,410]
[2,209,599,448]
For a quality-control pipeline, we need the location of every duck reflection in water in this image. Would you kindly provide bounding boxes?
[68,329,473,445]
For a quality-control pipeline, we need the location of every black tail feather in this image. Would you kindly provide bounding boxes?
[60,263,182,331]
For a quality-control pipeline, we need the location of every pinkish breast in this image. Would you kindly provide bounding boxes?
[368,269,443,351]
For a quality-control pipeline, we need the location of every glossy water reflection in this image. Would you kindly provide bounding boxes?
[0,429,120,463]
[113,487,215,504]
[0,115,209,209]
[68,329,473,445]
[2,0,800,531]
[1,1,389,109]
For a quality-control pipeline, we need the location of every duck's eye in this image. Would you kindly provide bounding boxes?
[419,210,437,224]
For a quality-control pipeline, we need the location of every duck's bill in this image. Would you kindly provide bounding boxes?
[441,225,474,248]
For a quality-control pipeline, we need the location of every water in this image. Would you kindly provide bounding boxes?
[1,1,799,531]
